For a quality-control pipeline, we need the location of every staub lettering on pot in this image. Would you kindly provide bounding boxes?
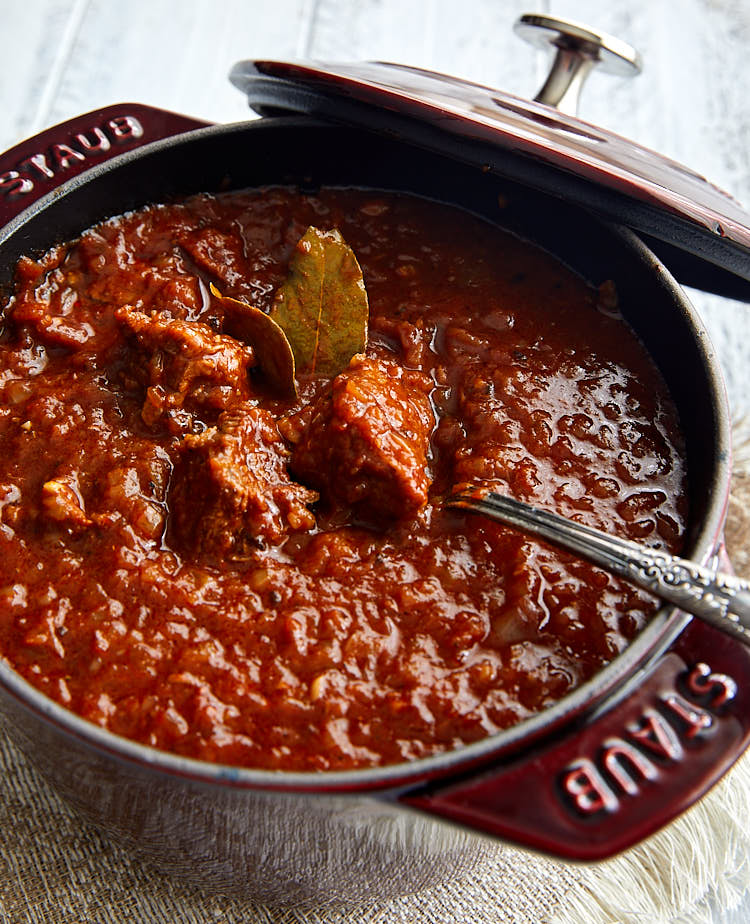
[560,663,737,816]
[0,116,144,200]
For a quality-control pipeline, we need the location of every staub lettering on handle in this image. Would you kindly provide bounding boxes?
[0,116,144,201]
[560,663,737,816]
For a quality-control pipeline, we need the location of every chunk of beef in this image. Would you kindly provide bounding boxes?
[178,228,250,289]
[115,305,255,430]
[79,230,203,318]
[41,473,92,531]
[169,404,318,560]
[10,260,100,352]
[369,316,426,367]
[281,356,434,521]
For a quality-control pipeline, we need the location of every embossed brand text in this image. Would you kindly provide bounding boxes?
[560,662,738,815]
[0,115,144,201]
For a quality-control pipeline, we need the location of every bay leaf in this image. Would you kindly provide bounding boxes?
[210,283,297,398]
[270,227,368,377]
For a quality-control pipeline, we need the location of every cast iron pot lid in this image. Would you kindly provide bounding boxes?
[230,15,750,302]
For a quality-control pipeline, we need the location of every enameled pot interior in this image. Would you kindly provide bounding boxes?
[0,117,731,789]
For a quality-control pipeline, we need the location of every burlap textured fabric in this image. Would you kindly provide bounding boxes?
[1,461,749,923]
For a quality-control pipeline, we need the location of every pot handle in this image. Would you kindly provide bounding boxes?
[402,578,750,859]
[0,104,210,230]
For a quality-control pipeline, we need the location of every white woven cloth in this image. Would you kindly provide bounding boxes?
[1,732,748,923]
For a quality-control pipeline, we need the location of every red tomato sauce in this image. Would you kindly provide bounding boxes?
[0,188,686,770]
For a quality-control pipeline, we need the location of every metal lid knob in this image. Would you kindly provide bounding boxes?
[514,13,642,115]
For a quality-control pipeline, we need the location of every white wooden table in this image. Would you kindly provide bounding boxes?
[1,1,749,920]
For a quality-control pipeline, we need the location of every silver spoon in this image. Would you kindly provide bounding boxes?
[448,487,750,648]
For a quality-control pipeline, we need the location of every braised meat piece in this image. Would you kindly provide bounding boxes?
[41,473,92,531]
[169,404,318,560]
[178,228,250,288]
[9,257,101,352]
[115,305,255,429]
[282,356,434,521]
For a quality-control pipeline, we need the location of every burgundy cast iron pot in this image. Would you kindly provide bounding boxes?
[0,100,748,905]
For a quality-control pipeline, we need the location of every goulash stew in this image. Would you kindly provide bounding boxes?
[0,188,686,770]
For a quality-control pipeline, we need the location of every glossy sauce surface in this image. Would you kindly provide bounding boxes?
[0,188,686,770]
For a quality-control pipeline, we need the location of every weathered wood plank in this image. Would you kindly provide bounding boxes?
[307,0,437,65]
[2,0,312,144]
[0,0,748,424]
[0,5,749,919]
[307,0,539,92]
[0,0,84,150]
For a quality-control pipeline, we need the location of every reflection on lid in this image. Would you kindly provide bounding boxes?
[231,57,750,289]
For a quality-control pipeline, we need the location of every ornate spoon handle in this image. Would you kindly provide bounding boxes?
[448,489,750,648]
